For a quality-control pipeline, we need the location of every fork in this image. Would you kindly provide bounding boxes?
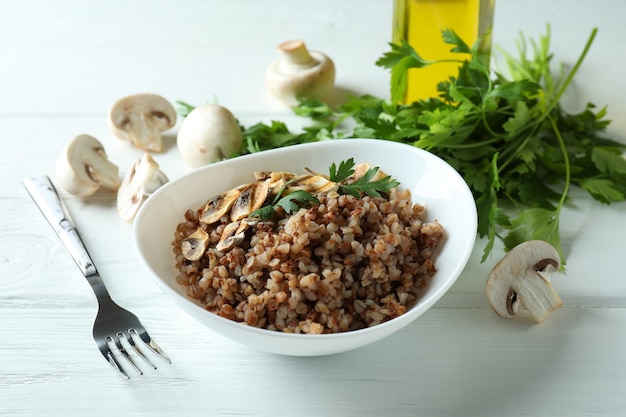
[23,176,170,378]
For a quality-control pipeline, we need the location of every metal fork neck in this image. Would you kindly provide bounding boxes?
[86,272,113,302]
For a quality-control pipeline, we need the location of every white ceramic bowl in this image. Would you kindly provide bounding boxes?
[133,139,477,356]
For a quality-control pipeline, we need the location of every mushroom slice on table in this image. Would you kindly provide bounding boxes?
[55,134,121,197]
[485,240,562,323]
[265,39,335,106]
[117,153,169,221]
[108,93,177,152]
[181,228,210,261]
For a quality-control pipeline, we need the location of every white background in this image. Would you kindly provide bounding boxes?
[1,1,625,416]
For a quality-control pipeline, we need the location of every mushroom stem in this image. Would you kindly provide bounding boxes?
[277,40,315,67]
[513,271,562,323]
[126,111,164,152]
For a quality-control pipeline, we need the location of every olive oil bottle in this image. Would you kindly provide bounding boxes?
[393,0,495,103]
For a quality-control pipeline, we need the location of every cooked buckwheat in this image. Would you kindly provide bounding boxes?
[173,187,444,334]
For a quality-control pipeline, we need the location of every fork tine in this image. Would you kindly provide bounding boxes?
[98,343,130,379]
[121,331,157,370]
[109,335,143,376]
[131,329,171,364]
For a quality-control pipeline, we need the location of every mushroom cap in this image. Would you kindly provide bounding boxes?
[55,134,121,197]
[265,40,336,106]
[117,153,169,221]
[485,240,562,322]
[176,104,243,168]
[108,93,177,152]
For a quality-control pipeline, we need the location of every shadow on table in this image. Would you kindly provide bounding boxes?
[271,307,580,417]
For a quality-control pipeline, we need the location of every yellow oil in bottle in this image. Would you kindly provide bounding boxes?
[393,0,495,103]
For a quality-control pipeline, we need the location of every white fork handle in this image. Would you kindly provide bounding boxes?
[23,176,97,277]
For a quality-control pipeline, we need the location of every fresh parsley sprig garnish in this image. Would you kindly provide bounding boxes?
[329,158,356,182]
[250,179,320,221]
[330,158,400,198]
[250,159,400,220]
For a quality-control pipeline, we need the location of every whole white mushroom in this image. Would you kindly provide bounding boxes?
[265,39,335,107]
[176,104,243,169]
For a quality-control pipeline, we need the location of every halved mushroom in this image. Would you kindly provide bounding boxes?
[485,240,562,323]
[55,134,121,197]
[108,93,177,152]
[181,228,210,261]
[117,153,169,221]
[199,188,241,224]
[230,181,269,221]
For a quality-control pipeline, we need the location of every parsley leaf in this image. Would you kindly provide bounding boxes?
[329,158,356,182]
[274,190,320,215]
[339,168,400,198]
[250,184,320,221]
[591,147,626,175]
[577,178,625,204]
[475,153,502,262]
[503,207,563,258]
[242,121,300,153]
[376,40,435,104]
[329,158,400,198]
[442,28,473,54]
[249,204,276,221]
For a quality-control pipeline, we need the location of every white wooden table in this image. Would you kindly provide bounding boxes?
[2,1,625,416]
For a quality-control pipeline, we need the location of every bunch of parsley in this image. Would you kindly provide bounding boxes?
[180,26,626,263]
